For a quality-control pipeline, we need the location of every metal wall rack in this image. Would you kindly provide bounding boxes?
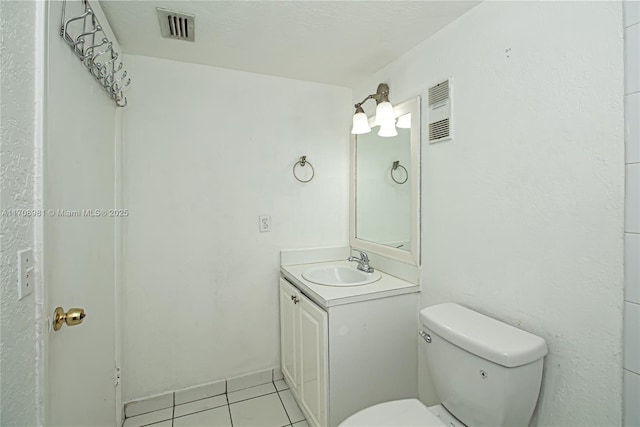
[60,0,131,107]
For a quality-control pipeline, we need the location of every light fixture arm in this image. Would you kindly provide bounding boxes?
[354,83,391,112]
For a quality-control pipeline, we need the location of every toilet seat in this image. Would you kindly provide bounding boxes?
[338,399,446,427]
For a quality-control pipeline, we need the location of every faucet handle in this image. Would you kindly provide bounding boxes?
[351,249,369,262]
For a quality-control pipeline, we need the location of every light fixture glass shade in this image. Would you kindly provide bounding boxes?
[351,112,371,134]
[374,101,395,126]
[378,121,398,137]
[396,113,411,129]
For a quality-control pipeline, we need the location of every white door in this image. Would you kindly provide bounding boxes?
[279,278,299,389]
[44,1,118,425]
[299,294,328,427]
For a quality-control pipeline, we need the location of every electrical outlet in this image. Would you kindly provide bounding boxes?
[259,215,271,232]
[17,248,34,300]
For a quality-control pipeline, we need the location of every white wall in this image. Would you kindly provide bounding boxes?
[121,55,351,401]
[0,1,40,425]
[354,2,624,425]
[623,2,640,426]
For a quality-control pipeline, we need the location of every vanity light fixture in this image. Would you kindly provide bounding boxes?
[351,83,396,137]
[351,105,371,134]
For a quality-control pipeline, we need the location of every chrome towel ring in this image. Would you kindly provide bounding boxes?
[293,156,315,183]
[391,161,408,184]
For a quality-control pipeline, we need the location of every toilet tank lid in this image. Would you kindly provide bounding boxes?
[420,303,548,368]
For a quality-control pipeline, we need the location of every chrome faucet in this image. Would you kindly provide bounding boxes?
[348,250,374,273]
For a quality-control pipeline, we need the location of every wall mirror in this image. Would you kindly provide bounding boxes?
[350,97,421,265]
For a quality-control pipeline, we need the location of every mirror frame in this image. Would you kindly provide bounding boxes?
[350,96,421,265]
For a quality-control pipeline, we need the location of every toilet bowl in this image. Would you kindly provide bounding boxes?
[339,303,548,427]
[340,400,463,427]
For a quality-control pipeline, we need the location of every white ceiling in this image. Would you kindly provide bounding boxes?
[100,1,480,87]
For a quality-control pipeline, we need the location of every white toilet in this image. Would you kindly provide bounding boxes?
[339,303,548,427]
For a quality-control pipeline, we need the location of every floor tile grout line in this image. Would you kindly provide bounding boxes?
[278,390,306,425]
[124,409,174,427]
[173,393,228,410]
[137,416,172,427]
[228,386,279,405]
[170,392,235,423]
[226,390,234,427]
[132,391,304,427]
[229,390,279,405]
[172,402,230,420]
[172,386,273,418]
[126,378,280,425]
[126,400,232,424]
[227,381,276,395]
[125,405,174,420]
[275,382,293,425]
[225,379,235,427]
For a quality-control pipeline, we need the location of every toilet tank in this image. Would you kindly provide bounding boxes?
[420,303,548,427]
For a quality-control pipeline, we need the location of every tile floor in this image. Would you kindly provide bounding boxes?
[123,380,308,427]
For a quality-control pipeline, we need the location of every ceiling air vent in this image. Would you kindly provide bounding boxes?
[427,79,452,143]
[157,8,195,42]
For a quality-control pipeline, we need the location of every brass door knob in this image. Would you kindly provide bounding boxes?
[53,307,86,331]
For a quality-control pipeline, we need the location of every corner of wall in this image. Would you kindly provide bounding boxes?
[0,1,41,425]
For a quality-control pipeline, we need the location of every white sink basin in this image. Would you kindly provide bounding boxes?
[302,265,382,287]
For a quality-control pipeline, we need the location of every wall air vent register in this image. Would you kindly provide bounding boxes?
[427,79,452,143]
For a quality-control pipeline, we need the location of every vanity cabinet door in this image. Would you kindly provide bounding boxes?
[279,278,300,390]
[299,293,328,427]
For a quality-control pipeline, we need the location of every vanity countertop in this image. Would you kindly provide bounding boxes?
[281,260,419,308]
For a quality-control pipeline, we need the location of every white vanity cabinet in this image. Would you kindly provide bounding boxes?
[279,273,419,427]
[280,278,328,427]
